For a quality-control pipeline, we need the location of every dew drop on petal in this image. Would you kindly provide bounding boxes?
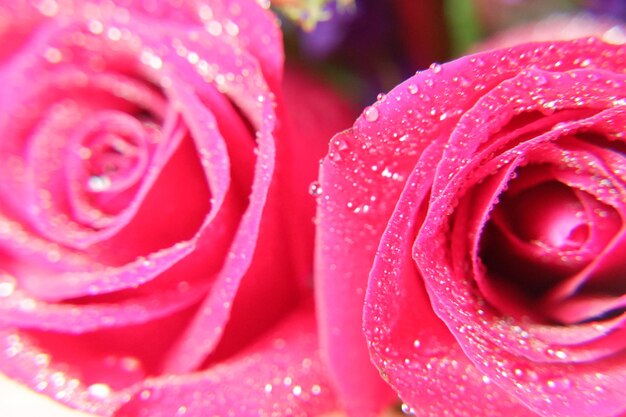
[308,181,323,197]
[429,62,442,73]
[364,106,379,122]
[0,274,16,297]
[401,403,415,415]
[88,175,112,192]
[87,383,111,398]
[534,74,548,86]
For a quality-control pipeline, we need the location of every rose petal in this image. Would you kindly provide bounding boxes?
[365,156,539,417]
[414,53,626,416]
[114,305,338,417]
[0,305,200,416]
[117,0,284,87]
[157,42,289,373]
[318,38,626,417]
[317,38,626,417]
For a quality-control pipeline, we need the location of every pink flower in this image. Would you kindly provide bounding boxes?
[0,1,353,416]
[316,38,626,417]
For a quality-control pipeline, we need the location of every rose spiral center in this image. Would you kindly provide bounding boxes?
[500,181,589,252]
[83,132,145,194]
[66,110,155,226]
[478,158,625,324]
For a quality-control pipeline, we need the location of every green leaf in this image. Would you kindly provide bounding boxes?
[445,0,483,56]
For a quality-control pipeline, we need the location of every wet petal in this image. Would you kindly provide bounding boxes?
[114,305,338,417]
[326,38,626,417]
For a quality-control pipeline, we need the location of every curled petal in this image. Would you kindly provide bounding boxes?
[114,305,338,417]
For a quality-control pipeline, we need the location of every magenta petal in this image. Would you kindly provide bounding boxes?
[365,161,539,417]
[117,0,284,88]
[325,38,626,417]
[158,54,283,373]
[548,293,626,324]
[199,0,285,87]
[0,276,206,333]
[414,53,626,416]
[0,4,320,417]
[114,306,337,417]
[316,129,400,417]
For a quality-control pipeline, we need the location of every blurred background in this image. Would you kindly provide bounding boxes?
[278,0,625,105]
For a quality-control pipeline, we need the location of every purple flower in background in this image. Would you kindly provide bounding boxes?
[584,0,626,21]
[290,0,449,104]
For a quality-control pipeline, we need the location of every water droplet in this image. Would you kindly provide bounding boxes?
[308,181,322,197]
[44,47,63,64]
[224,20,240,36]
[407,84,419,95]
[546,378,572,392]
[330,138,349,162]
[473,57,485,67]
[613,98,626,106]
[534,74,548,86]
[364,106,379,122]
[107,27,122,41]
[457,76,471,87]
[206,21,223,36]
[88,175,111,192]
[141,50,163,70]
[333,138,348,151]
[19,299,36,311]
[543,100,557,111]
[119,356,141,372]
[37,0,59,16]
[88,20,104,34]
[0,274,16,297]
[429,62,442,73]
[88,383,111,398]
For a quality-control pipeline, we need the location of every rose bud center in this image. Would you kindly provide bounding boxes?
[479,161,625,325]
[84,131,146,194]
[500,180,589,251]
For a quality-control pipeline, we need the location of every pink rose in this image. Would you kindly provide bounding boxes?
[317,38,626,417]
[0,1,353,416]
